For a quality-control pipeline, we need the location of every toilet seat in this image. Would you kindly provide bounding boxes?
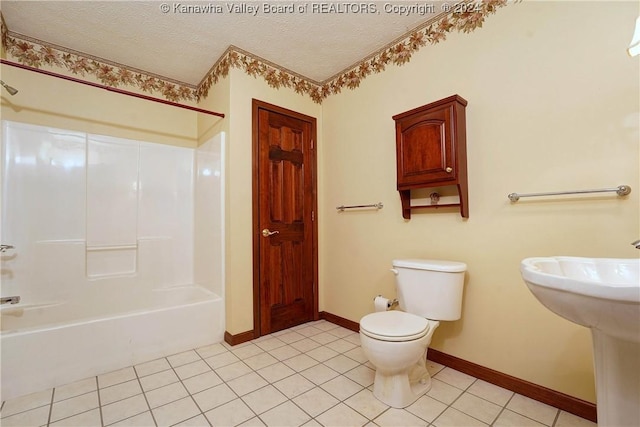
[360,311,430,342]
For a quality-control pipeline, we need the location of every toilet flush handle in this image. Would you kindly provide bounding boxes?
[390,268,399,275]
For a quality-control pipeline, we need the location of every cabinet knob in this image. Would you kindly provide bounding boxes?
[445,167,453,173]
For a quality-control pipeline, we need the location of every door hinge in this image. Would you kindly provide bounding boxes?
[311,211,315,221]
[311,139,314,149]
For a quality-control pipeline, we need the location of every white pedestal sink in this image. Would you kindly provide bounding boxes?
[520,257,640,427]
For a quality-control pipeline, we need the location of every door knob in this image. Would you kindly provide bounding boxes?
[445,167,453,173]
[262,229,279,237]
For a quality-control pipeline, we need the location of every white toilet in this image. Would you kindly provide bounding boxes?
[359,259,467,408]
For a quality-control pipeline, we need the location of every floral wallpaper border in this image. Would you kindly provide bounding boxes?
[198,0,508,103]
[1,0,508,105]
[1,26,199,102]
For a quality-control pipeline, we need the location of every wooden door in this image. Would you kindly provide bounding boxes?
[252,99,318,336]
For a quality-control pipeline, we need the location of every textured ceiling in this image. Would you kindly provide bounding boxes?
[1,1,451,85]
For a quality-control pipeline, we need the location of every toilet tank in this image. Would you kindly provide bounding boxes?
[392,259,467,321]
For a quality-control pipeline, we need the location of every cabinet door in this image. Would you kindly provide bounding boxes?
[396,104,456,188]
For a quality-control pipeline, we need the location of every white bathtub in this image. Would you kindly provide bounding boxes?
[0,285,224,401]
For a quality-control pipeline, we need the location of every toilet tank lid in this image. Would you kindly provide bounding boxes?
[392,259,467,272]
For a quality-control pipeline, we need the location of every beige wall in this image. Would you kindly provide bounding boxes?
[320,1,639,403]
[0,65,197,146]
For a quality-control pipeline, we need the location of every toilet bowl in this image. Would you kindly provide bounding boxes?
[360,310,440,408]
[359,259,467,408]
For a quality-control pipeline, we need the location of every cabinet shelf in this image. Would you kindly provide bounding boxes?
[393,95,469,219]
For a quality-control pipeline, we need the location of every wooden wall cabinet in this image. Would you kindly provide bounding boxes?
[393,95,468,219]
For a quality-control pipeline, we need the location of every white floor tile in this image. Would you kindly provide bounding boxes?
[195,343,228,359]
[243,352,279,371]
[300,364,339,385]
[324,354,360,373]
[144,382,189,409]
[374,408,428,427]
[312,321,339,332]
[273,374,315,398]
[276,331,306,344]
[292,387,339,418]
[167,350,201,368]
[173,413,210,426]
[506,394,559,426]
[315,402,368,427]
[49,408,101,427]
[432,367,476,390]
[227,372,269,396]
[433,406,488,427]
[98,368,137,389]
[214,361,253,382]
[54,378,97,402]
[294,326,324,338]
[174,360,211,380]
[405,394,448,423]
[325,338,357,354]
[260,401,311,427]
[282,354,319,372]
[555,411,597,427]
[134,358,171,378]
[204,398,255,427]
[253,337,287,352]
[344,389,389,420]
[426,378,464,405]
[321,375,364,401]
[343,346,368,364]
[99,380,142,406]
[204,350,240,369]
[191,383,237,412]
[0,405,51,427]
[151,396,200,427]
[1,389,53,417]
[328,327,356,339]
[50,391,99,423]
[109,410,156,427]
[268,344,302,361]
[451,392,502,424]
[138,369,179,392]
[101,394,149,426]
[426,360,446,376]
[290,338,322,353]
[310,332,340,345]
[241,385,288,415]
[256,362,296,384]
[493,409,546,427]
[305,345,339,362]
[173,414,209,427]
[231,343,264,360]
[239,416,267,426]
[182,371,223,395]
[467,379,514,407]
[344,365,375,387]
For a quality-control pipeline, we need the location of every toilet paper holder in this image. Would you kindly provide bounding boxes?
[375,295,399,310]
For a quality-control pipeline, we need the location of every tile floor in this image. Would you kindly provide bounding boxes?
[1,320,596,427]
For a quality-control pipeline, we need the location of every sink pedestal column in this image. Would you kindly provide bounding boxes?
[592,330,640,427]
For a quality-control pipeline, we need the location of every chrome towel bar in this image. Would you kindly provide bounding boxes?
[337,202,383,212]
[508,185,631,202]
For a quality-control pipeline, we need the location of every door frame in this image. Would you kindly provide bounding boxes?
[251,99,319,338]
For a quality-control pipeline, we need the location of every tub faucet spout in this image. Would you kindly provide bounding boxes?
[632,240,640,249]
[1,296,20,305]
[0,244,14,253]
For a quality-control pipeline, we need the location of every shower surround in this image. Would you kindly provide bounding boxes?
[0,121,225,401]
